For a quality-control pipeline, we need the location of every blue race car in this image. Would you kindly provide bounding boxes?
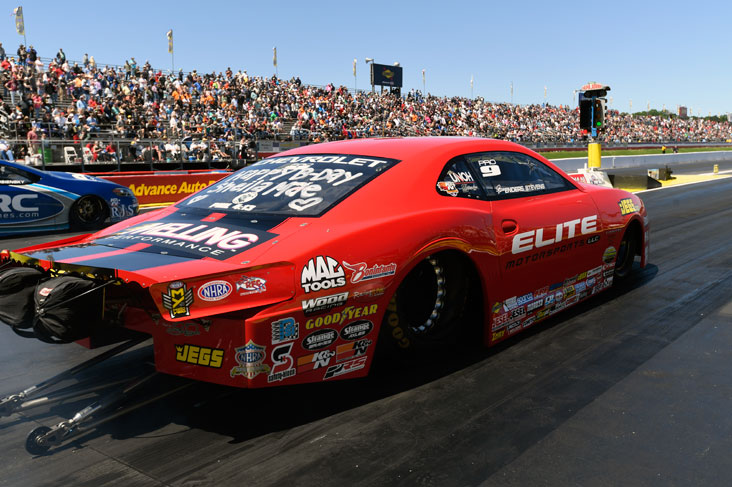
[0,160,138,236]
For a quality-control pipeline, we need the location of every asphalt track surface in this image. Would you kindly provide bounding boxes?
[1,177,732,486]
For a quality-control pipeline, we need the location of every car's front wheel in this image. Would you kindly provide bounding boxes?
[70,195,107,229]
[614,225,639,279]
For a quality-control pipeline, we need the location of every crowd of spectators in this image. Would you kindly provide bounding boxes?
[0,43,731,164]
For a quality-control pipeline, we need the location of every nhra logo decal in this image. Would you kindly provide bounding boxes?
[175,344,224,368]
[323,356,368,380]
[197,280,232,302]
[162,281,194,319]
[271,317,299,344]
[340,320,374,341]
[301,255,346,293]
[301,291,349,316]
[302,328,338,351]
[297,349,335,373]
[343,261,397,284]
[230,340,270,379]
[267,343,296,383]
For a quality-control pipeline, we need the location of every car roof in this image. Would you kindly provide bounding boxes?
[278,137,535,162]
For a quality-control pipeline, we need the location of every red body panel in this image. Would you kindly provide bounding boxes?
[4,138,648,388]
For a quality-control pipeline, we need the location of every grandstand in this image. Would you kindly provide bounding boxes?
[1,48,731,168]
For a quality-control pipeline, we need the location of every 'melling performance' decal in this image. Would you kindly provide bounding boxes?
[93,214,281,261]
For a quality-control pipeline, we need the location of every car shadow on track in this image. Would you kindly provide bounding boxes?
[9,264,659,455]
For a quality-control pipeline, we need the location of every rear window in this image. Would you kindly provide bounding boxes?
[184,154,399,217]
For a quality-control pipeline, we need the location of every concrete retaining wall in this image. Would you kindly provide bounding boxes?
[552,151,732,173]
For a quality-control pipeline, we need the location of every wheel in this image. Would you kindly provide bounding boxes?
[25,426,52,455]
[378,253,470,358]
[614,226,639,279]
[70,195,107,229]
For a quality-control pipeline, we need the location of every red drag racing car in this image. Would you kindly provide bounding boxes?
[0,137,648,387]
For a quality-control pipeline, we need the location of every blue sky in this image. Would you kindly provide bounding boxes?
[3,1,729,116]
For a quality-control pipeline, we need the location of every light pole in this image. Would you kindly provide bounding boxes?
[365,58,374,93]
[422,69,425,98]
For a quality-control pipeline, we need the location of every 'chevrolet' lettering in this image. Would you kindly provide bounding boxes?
[512,215,598,254]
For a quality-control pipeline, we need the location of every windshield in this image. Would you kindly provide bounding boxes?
[183,154,400,217]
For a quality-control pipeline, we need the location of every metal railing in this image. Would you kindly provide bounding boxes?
[0,137,258,171]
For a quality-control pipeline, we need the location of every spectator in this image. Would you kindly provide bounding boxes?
[0,139,15,161]
[0,43,5,61]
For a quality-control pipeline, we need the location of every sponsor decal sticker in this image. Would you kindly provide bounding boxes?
[336,339,372,362]
[297,350,335,373]
[197,280,233,302]
[511,215,598,255]
[503,296,518,311]
[343,261,397,284]
[493,312,509,330]
[495,183,546,194]
[106,221,272,260]
[527,299,544,313]
[437,181,459,196]
[301,255,346,293]
[175,344,224,368]
[301,291,349,315]
[230,340,271,379]
[164,321,207,337]
[302,328,338,351]
[603,246,617,264]
[340,320,374,340]
[271,317,299,344]
[306,304,378,329]
[162,281,194,319]
[507,320,522,335]
[516,293,534,306]
[236,275,266,295]
[323,356,368,380]
[352,287,386,299]
[267,343,296,383]
[618,198,636,216]
[522,316,536,329]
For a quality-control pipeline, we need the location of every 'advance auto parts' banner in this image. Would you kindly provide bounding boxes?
[100,172,230,205]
